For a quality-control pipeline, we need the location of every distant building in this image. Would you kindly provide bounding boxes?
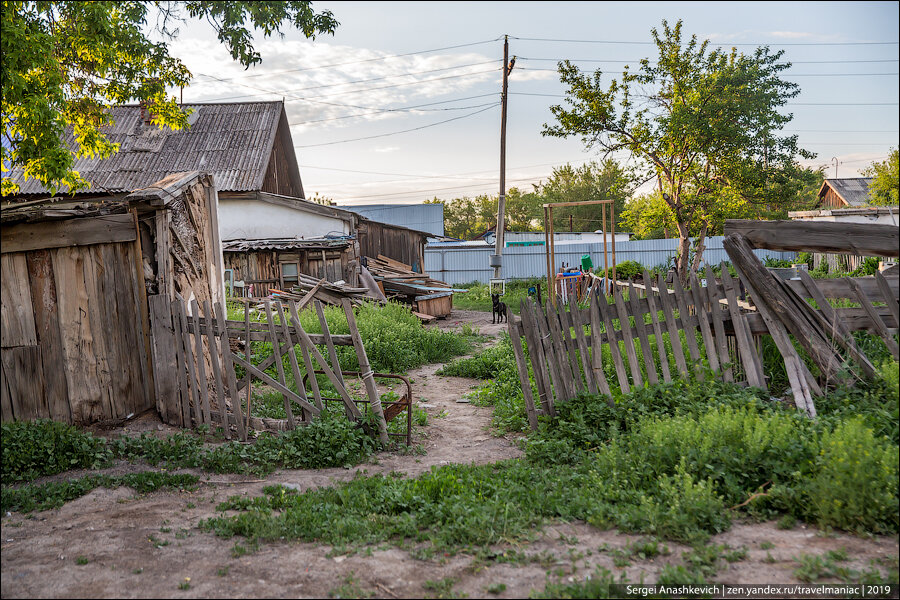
[815,178,873,208]
[341,203,444,237]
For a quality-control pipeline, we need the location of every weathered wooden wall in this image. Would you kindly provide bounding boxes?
[224,247,353,297]
[358,221,426,273]
[1,230,153,424]
[819,187,847,209]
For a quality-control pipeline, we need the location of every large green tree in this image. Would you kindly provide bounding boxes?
[864,148,899,206]
[543,19,813,278]
[535,159,633,232]
[1,1,337,195]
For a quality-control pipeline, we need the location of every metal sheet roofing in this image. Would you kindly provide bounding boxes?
[822,178,873,207]
[8,102,285,197]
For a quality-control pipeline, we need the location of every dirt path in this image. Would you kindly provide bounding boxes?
[2,309,897,598]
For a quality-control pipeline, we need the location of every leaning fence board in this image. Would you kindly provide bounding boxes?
[215,302,247,441]
[689,272,720,375]
[507,307,539,431]
[670,275,704,379]
[559,301,585,394]
[643,270,672,383]
[170,299,190,428]
[264,300,296,430]
[570,296,598,395]
[202,300,230,440]
[655,273,690,378]
[628,282,658,385]
[190,299,212,426]
[276,302,308,423]
[848,278,900,360]
[704,268,734,383]
[545,301,577,400]
[613,285,643,388]
[520,300,553,416]
[531,300,561,415]
[175,298,201,427]
[720,266,766,389]
[342,299,388,444]
[875,270,900,327]
[595,288,630,394]
[229,355,320,417]
[587,290,613,399]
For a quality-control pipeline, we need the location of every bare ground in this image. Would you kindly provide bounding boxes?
[2,309,897,598]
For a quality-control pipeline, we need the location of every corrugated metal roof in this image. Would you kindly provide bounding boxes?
[8,102,284,196]
[222,237,353,252]
[822,178,873,207]
[342,203,445,236]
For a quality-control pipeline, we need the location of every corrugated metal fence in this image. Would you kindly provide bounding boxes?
[424,235,797,285]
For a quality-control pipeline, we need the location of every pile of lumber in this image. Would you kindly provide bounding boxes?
[366,255,465,319]
[268,273,376,309]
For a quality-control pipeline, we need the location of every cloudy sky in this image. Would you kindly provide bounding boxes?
[166,1,899,205]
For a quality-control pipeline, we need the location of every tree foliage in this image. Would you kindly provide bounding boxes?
[1,1,337,195]
[542,19,813,276]
[427,160,633,240]
[863,149,899,206]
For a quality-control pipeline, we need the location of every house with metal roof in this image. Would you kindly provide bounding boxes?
[815,178,874,208]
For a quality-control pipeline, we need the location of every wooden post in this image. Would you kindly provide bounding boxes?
[342,299,389,444]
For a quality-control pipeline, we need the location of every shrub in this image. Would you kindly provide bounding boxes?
[438,335,514,379]
[1,420,112,483]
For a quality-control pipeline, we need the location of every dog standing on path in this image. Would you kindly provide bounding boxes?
[491,293,507,324]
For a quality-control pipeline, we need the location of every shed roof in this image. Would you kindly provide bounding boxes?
[6,102,296,197]
[817,178,873,207]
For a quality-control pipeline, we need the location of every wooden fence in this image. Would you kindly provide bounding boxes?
[152,296,411,443]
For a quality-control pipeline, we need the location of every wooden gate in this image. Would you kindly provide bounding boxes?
[151,296,409,443]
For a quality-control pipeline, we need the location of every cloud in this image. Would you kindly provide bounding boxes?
[768,31,815,39]
[374,146,399,153]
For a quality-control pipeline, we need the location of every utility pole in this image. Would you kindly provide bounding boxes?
[492,36,514,280]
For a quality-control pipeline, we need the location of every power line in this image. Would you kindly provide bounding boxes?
[516,67,900,77]
[288,100,497,126]
[510,35,899,46]
[518,56,900,64]
[509,92,900,106]
[193,38,502,83]
[294,104,498,148]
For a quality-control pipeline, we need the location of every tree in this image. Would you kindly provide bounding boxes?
[2,1,337,195]
[535,159,633,232]
[543,19,813,279]
[863,149,899,206]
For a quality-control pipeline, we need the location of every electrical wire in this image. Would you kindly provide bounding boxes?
[509,35,899,46]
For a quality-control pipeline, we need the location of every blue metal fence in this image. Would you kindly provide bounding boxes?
[424,235,797,285]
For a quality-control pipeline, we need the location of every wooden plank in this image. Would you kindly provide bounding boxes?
[655,272,689,378]
[740,307,897,336]
[148,294,176,424]
[288,303,325,414]
[628,282,658,385]
[82,245,116,420]
[0,346,48,421]
[725,234,847,383]
[724,219,899,258]
[596,286,630,394]
[1,214,136,254]
[569,296,598,395]
[202,300,230,439]
[276,301,308,423]
[263,300,297,430]
[53,247,104,424]
[875,270,900,327]
[528,299,559,415]
[544,301,577,400]
[342,299,389,444]
[797,270,876,379]
[190,299,212,426]
[214,302,247,440]
[670,273,703,379]
[848,278,900,359]
[688,271,720,375]
[169,298,189,428]
[287,300,361,421]
[642,270,672,383]
[175,297,202,427]
[520,299,553,416]
[720,265,766,389]
[1,253,37,347]
[507,308,539,430]
[26,250,71,422]
[612,285,643,388]
[230,355,320,416]
[783,276,898,303]
[587,288,613,399]
[315,300,349,410]
[131,210,156,413]
[559,301,585,393]
[243,300,253,427]
[703,267,733,383]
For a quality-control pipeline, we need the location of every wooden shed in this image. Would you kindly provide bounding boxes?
[357,219,430,274]
[816,178,873,209]
[1,172,224,425]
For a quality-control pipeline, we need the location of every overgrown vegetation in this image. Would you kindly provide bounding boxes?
[200,377,898,558]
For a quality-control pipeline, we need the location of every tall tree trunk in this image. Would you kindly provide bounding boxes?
[675,221,692,285]
[691,223,708,273]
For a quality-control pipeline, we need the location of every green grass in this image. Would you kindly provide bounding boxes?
[451,278,545,314]
[200,379,898,556]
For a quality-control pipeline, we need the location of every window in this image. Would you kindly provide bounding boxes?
[280,261,299,290]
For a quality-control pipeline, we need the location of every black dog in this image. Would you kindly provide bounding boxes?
[491,293,507,324]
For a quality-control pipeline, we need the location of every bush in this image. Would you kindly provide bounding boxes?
[438,335,514,379]
[1,420,112,483]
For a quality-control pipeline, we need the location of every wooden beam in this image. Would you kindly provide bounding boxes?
[724,219,899,257]
[1,214,136,254]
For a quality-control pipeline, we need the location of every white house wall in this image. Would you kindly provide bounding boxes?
[217,198,350,241]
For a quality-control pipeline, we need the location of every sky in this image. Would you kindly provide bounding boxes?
[166,1,900,206]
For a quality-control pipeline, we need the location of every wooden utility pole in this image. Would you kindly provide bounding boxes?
[492,36,514,280]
